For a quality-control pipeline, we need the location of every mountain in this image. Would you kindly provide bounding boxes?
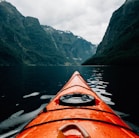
[42,25,96,64]
[0,1,96,66]
[83,0,139,65]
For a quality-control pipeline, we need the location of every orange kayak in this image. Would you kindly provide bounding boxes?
[16,71,139,138]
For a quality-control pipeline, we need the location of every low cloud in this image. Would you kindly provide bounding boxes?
[8,0,125,44]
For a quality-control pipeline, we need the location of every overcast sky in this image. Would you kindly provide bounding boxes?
[7,0,125,44]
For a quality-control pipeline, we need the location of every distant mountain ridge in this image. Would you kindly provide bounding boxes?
[83,0,139,65]
[42,25,96,64]
[0,1,96,66]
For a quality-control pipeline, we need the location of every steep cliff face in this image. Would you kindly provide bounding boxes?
[42,25,96,64]
[83,0,139,65]
[0,1,96,66]
[0,1,67,66]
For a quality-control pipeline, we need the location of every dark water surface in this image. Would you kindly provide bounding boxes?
[0,65,139,137]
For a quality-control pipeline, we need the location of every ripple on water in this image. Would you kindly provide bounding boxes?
[87,76,115,105]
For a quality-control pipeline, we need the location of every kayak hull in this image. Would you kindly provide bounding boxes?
[16,71,139,138]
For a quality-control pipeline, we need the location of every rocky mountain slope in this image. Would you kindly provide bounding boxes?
[42,25,96,64]
[83,0,139,65]
[0,1,96,66]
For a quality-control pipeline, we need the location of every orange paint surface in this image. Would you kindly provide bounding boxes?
[16,71,139,138]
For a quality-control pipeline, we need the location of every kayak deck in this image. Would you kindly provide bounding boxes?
[16,71,139,138]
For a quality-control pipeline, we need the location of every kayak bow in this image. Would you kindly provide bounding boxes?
[16,71,139,138]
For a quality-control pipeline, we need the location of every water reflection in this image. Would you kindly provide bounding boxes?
[0,104,47,138]
[0,66,139,136]
[87,68,115,105]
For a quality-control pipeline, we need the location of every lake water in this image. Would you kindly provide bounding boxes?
[0,65,139,137]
